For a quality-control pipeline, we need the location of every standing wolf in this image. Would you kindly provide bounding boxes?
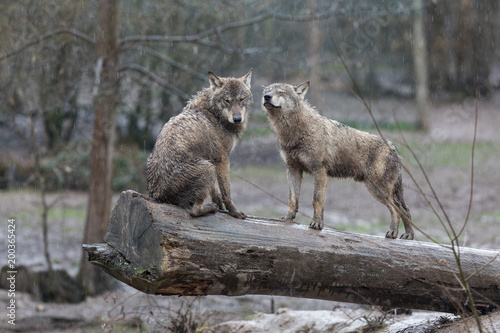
[262,81,414,240]
[146,70,252,218]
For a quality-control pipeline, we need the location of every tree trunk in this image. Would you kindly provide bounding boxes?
[456,0,493,97]
[412,0,430,131]
[84,190,500,314]
[306,0,324,113]
[79,0,120,295]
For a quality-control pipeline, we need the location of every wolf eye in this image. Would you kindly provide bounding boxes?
[223,98,231,105]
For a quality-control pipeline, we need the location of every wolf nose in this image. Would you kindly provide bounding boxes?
[233,115,242,123]
[264,94,272,101]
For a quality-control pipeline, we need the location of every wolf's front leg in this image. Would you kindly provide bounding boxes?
[210,185,224,210]
[216,158,246,219]
[310,168,328,230]
[283,165,303,221]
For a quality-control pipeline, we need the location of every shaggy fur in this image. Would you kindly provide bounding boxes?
[146,70,253,218]
[262,81,414,240]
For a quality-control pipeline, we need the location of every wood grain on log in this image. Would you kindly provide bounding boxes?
[84,190,500,313]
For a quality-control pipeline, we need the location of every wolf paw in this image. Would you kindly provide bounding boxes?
[205,202,219,212]
[385,229,398,239]
[229,210,247,219]
[211,197,224,210]
[400,232,414,240]
[280,217,295,224]
[309,219,323,230]
[281,212,296,221]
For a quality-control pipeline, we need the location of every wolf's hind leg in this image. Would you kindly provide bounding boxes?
[385,204,400,239]
[364,179,401,239]
[182,160,219,217]
[189,202,219,217]
[397,203,414,240]
[393,179,414,240]
[367,177,414,240]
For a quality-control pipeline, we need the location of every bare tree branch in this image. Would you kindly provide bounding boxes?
[455,22,482,241]
[193,38,280,55]
[137,47,207,81]
[118,64,191,100]
[1,28,94,62]
[119,10,339,46]
[120,13,271,45]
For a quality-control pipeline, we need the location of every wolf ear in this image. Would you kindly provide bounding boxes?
[208,71,224,90]
[241,68,252,88]
[294,81,310,100]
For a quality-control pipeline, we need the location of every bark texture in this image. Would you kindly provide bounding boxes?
[79,0,120,294]
[412,0,430,131]
[84,190,500,313]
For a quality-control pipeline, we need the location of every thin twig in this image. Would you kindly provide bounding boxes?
[328,28,386,143]
[465,252,500,282]
[118,64,191,100]
[119,11,340,46]
[1,28,93,62]
[327,25,490,320]
[137,47,207,81]
[456,64,479,242]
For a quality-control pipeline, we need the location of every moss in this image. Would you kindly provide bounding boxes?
[133,266,146,276]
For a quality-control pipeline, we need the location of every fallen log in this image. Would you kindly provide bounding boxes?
[84,190,500,313]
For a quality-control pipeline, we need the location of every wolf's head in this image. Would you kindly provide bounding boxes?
[207,69,253,125]
[262,81,310,113]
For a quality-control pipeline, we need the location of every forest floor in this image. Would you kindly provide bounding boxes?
[1,92,500,332]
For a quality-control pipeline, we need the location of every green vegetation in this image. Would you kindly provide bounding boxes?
[399,141,500,168]
[241,113,274,139]
[475,210,500,223]
[47,206,86,220]
[241,117,419,141]
[7,211,29,222]
[241,126,274,139]
[341,120,419,132]
[251,113,270,123]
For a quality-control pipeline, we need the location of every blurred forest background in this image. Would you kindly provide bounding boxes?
[1,0,498,190]
[1,0,499,297]
[1,0,498,191]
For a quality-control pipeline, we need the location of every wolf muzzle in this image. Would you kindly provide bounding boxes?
[263,94,280,109]
[230,106,244,123]
[233,111,243,123]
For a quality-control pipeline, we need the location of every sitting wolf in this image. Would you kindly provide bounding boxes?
[262,81,414,240]
[146,70,252,218]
